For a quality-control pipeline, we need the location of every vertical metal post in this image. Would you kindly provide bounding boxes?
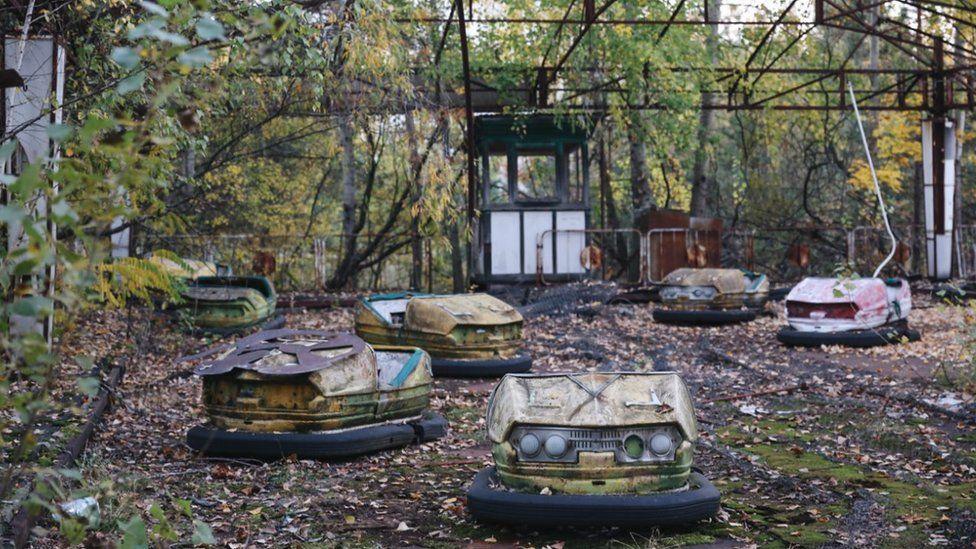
[427,238,434,293]
[923,37,955,280]
[933,38,945,238]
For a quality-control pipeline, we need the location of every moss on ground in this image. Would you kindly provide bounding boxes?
[715,414,976,548]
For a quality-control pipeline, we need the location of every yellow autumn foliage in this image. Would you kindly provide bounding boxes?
[94,251,185,308]
[847,112,920,193]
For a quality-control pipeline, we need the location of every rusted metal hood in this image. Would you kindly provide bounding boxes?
[405,294,522,335]
[192,329,366,377]
[663,268,768,294]
[486,372,698,444]
[148,253,220,280]
[182,286,263,306]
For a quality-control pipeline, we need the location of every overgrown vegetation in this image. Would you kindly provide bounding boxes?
[3,0,976,546]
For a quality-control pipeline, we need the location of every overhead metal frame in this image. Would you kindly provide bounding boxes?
[413,1,976,250]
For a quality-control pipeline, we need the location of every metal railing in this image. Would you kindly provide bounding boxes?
[535,228,645,285]
[133,233,447,292]
[138,223,965,293]
[848,225,925,278]
[535,225,933,286]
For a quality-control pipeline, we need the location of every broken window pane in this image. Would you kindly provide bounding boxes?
[516,148,556,202]
[487,153,509,204]
[566,144,584,204]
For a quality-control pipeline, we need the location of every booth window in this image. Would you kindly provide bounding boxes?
[566,143,584,204]
[486,151,509,204]
[515,147,557,202]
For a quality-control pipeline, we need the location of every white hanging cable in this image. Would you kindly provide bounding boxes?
[848,82,897,278]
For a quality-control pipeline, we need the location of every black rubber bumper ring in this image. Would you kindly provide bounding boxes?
[186,411,447,460]
[430,352,533,378]
[466,467,720,528]
[777,325,920,348]
[652,308,757,326]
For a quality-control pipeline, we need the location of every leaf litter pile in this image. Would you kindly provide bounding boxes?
[32,285,976,547]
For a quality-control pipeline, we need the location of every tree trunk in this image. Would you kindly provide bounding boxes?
[338,112,358,289]
[913,161,924,275]
[628,122,653,217]
[690,0,721,218]
[405,110,423,290]
[599,126,627,276]
[954,110,965,276]
[599,131,621,229]
[446,121,465,292]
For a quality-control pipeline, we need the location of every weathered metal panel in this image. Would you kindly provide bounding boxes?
[523,211,553,275]
[148,253,220,279]
[641,211,723,280]
[405,294,522,335]
[192,331,432,432]
[659,268,769,310]
[179,276,276,331]
[487,373,698,444]
[785,277,912,332]
[486,372,699,494]
[4,36,63,165]
[490,211,521,275]
[355,293,524,359]
[555,211,586,274]
[195,330,365,377]
[662,268,766,294]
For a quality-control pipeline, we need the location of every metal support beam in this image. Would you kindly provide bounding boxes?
[934,38,946,237]
[657,0,687,43]
[924,37,957,280]
[548,0,619,83]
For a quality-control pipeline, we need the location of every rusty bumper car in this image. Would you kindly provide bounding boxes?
[466,372,720,528]
[778,277,919,347]
[653,268,769,326]
[354,292,532,377]
[186,329,447,460]
[147,251,229,280]
[177,275,277,334]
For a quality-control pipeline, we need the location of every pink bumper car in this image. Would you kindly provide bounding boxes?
[778,277,920,347]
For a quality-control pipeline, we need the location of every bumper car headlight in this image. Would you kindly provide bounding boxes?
[689,286,717,300]
[623,434,645,459]
[510,425,682,464]
[518,433,541,457]
[544,435,568,458]
[650,433,673,456]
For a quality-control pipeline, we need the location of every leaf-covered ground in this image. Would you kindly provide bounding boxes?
[22,287,976,547]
